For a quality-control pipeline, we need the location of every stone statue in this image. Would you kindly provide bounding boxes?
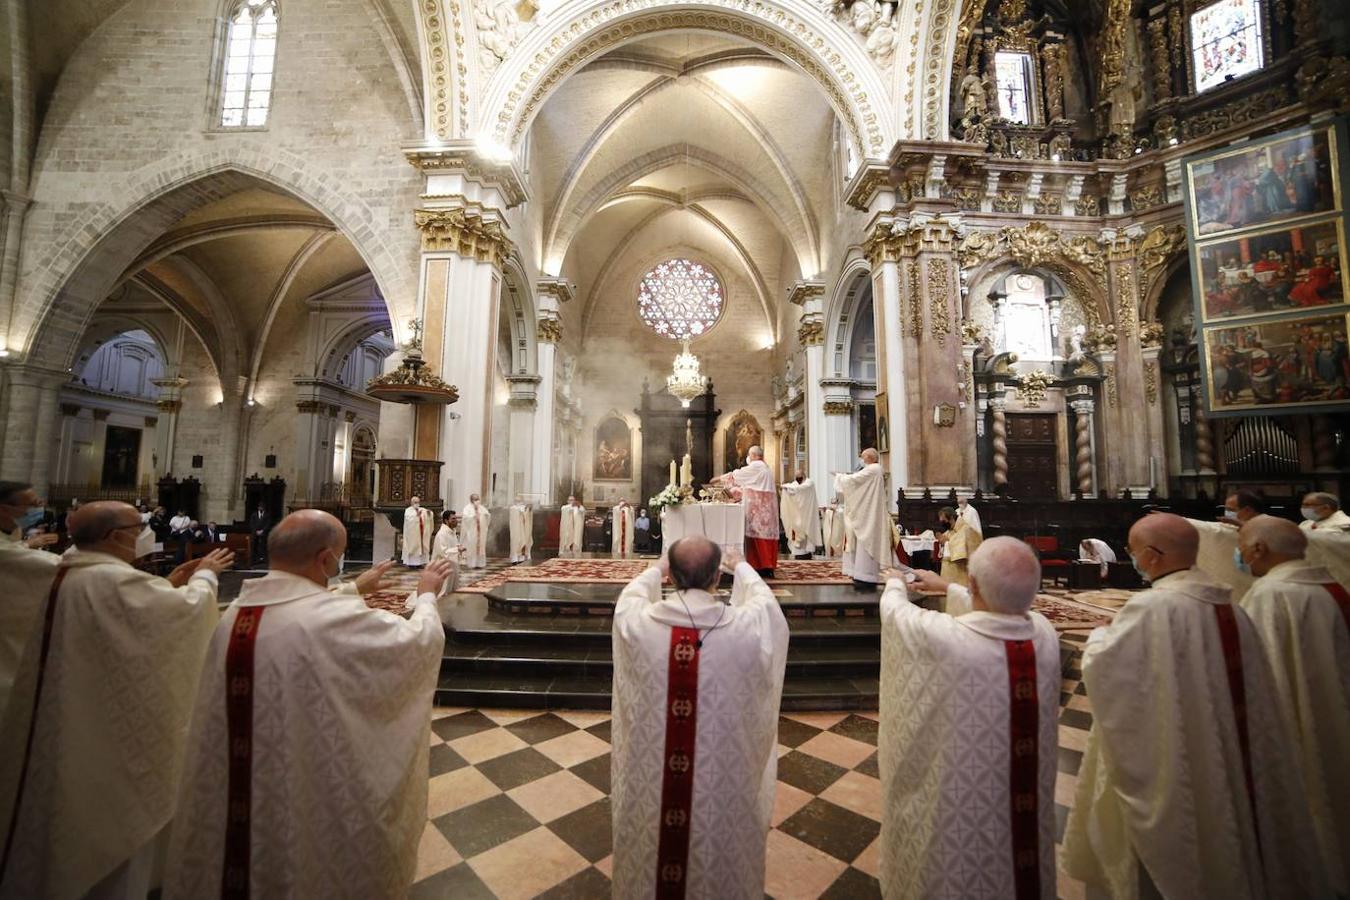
[473,0,533,71]
[959,73,989,119]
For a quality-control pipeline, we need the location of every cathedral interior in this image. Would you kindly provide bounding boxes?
[0,0,1347,895]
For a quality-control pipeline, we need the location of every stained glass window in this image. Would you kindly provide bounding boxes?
[219,0,278,127]
[638,259,724,339]
[1191,0,1264,94]
[994,51,1035,125]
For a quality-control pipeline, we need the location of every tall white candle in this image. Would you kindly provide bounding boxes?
[670,459,678,487]
[681,454,692,488]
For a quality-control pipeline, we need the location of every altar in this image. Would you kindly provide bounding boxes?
[661,503,744,555]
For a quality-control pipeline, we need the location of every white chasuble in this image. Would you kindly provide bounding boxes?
[1188,518,1256,598]
[822,505,846,558]
[834,464,892,572]
[879,581,1059,900]
[164,572,444,898]
[0,550,219,900]
[0,540,59,723]
[401,505,434,566]
[508,504,533,563]
[460,503,490,569]
[1239,560,1350,895]
[612,505,636,559]
[1063,568,1329,900]
[432,525,461,594]
[780,479,821,557]
[1301,508,1350,532]
[611,564,788,899]
[559,505,586,557]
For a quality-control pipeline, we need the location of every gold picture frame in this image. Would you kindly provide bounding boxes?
[1202,312,1350,412]
[1194,216,1347,323]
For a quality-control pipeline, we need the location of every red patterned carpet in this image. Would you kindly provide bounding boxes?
[456,557,852,594]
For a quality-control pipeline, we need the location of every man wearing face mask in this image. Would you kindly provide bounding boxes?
[0,482,62,724]
[1181,489,1266,599]
[0,501,233,900]
[164,510,450,898]
[834,448,893,591]
[1064,512,1327,900]
[1299,491,1350,532]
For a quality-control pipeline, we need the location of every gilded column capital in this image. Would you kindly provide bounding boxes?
[295,399,325,414]
[155,398,182,413]
[797,315,825,346]
[537,316,563,344]
[536,277,576,305]
[823,400,854,415]
[414,208,514,267]
[787,280,826,307]
[844,162,893,212]
[863,222,903,267]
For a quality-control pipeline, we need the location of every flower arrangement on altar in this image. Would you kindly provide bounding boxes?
[649,484,695,513]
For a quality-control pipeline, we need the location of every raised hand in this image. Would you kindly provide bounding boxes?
[721,547,744,572]
[909,569,949,594]
[417,559,454,596]
[353,559,395,595]
[24,532,59,550]
[196,548,235,575]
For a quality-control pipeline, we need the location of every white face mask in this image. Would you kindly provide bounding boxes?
[1301,506,1324,521]
[1223,508,1239,520]
[134,526,156,559]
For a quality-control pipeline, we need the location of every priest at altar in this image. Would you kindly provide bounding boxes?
[611,498,636,559]
[433,510,462,594]
[779,470,820,560]
[715,446,779,576]
[881,539,1059,900]
[0,482,59,723]
[1063,513,1328,899]
[164,512,451,898]
[460,494,490,569]
[611,537,788,898]
[0,501,234,900]
[936,506,981,587]
[559,495,586,558]
[508,499,533,564]
[1236,515,1349,895]
[401,496,434,567]
[834,448,891,590]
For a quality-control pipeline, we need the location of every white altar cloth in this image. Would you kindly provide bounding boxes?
[661,503,745,556]
[900,535,936,555]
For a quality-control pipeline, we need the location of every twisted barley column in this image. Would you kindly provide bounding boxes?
[1071,401,1094,495]
[991,401,1008,489]
[1193,397,1215,473]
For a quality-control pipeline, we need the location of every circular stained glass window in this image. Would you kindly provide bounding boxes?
[638,259,724,340]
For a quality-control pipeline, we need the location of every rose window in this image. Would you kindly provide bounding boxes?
[638,259,724,339]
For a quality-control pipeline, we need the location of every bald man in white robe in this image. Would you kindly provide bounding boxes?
[165,512,451,898]
[881,539,1060,899]
[1236,515,1349,895]
[1063,513,1328,899]
[611,538,788,898]
[460,494,490,569]
[400,496,434,567]
[779,471,821,559]
[0,501,233,900]
[611,499,636,559]
[834,448,892,589]
[0,482,60,723]
[559,496,586,558]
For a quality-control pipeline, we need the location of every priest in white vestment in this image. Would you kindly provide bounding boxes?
[881,539,1060,900]
[956,496,983,537]
[611,537,788,899]
[0,501,234,900]
[1078,538,1117,578]
[937,505,981,587]
[400,496,435,567]
[834,449,892,590]
[1300,491,1350,532]
[822,500,846,558]
[611,498,636,559]
[1236,515,1349,895]
[460,494,490,569]
[0,482,60,723]
[432,510,462,594]
[559,495,586,558]
[715,446,780,576]
[508,499,533,563]
[780,471,821,559]
[1063,513,1329,900]
[164,512,450,899]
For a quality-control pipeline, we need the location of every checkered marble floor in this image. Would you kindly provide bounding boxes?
[410,630,1094,900]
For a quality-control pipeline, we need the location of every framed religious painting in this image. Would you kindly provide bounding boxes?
[593,415,633,481]
[1184,120,1343,239]
[1200,312,1350,413]
[1195,217,1347,323]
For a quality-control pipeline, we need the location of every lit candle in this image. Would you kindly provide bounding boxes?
[670,459,678,487]
[681,454,692,488]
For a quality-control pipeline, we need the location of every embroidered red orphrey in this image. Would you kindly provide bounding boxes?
[1004,638,1041,900]
[655,627,700,899]
[1213,604,1260,856]
[222,607,266,899]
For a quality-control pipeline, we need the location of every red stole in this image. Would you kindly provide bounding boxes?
[1004,638,1040,900]
[222,607,266,899]
[417,511,425,552]
[655,627,700,899]
[1323,582,1350,629]
[0,567,69,880]
[620,508,628,556]
[1213,604,1260,854]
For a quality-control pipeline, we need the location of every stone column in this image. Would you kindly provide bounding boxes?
[989,393,1009,491]
[89,410,110,489]
[1192,390,1216,474]
[406,143,525,509]
[506,374,540,502]
[0,364,66,488]
[56,402,81,484]
[152,376,187,477]
[533,278,573,504]
[1069,395,1097,496]
[789,281,828,488]
[821,397,855,488]
[1101,230,1151,493]
[293,398,325,501]
[1139,333,1167,493]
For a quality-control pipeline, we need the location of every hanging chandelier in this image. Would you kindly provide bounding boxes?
[666,339,708,408]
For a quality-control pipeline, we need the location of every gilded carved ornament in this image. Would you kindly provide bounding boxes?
[1138,224,1186,274]
[1015,370,1053,407]
[537,318,563,343]
[1139,321,1166,349]
[928,258,952,346]
[413,208,513,266]
[823,400,855,415]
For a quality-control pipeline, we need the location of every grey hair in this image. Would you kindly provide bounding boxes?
[968,536,1041,615]
[1305,491,1340,511]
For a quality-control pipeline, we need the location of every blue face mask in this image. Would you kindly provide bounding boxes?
[17,507,45,531]
[1128,552,1150,582]
[1233,547,1251,575]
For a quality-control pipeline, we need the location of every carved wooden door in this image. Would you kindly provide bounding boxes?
[1005,413,1059,500]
